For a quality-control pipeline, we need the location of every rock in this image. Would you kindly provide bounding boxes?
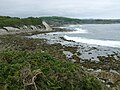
[19,25,45,31]
[90,70,120,90]
[63,51,73,58]
[30,25,37,30]
[0,29,7,33]
[71,59,76,62]
[3,27,20,31]
[42,21,52,31]
[21,25,28,30]
[0,21,53,35]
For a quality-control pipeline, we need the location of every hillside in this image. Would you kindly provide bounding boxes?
[0,16,43,28]
[1,16,120,28]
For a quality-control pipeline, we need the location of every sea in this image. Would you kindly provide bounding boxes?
[63,24,120,48]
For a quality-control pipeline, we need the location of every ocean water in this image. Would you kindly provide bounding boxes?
[63,24,120,48]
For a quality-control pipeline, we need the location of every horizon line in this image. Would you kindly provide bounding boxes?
[1,15,120,20]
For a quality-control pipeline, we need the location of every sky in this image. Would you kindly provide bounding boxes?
[0,0,120,19]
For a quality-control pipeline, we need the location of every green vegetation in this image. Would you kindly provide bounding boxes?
[0,16,42,28]
[1,16,120,28]
[0,35,110,90]
[0,49,107,90]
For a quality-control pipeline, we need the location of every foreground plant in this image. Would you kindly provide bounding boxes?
[0,49,109,90]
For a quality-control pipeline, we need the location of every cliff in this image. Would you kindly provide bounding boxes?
[0,21,52,35]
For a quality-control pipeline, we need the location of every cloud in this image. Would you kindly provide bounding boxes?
[0,0,120,19]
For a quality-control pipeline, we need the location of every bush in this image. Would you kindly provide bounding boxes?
[0,49,108,90]
[0,16,42,28]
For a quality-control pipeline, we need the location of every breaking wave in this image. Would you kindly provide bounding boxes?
[64,35,120,48]
[69,28,88,34]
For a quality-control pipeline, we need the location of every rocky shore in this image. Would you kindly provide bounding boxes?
[0,23,120,89]
[28,28,120,90]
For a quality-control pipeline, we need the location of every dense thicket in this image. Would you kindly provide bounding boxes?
[0,16,42,28]
[0,49,107,90]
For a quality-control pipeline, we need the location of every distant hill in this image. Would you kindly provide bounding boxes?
[1,16,120,28]
[40,16,120,26]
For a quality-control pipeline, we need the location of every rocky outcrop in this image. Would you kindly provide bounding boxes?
[0,21,52,35]
[42,21,52,31]
[0,29,7,34]
[89,69,120,90]
[19,25,42,31]
[3,27,20,31]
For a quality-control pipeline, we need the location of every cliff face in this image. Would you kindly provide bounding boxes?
[0,21,52,35]
[42,21,52,31]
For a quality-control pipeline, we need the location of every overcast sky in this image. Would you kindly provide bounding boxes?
[0,0,120,19]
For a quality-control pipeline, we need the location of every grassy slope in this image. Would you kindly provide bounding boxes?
[0,34,110,90]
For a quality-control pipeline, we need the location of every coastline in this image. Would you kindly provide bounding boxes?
[0,27,120,89]
[27,28,120,89]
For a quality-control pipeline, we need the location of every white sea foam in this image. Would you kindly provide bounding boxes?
[72,28,88,33]
[64,35,120,48]
[67,29,88,34]
[68,25,82,27]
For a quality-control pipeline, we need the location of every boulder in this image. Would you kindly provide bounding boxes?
[42,21,52,31]
[0,29,7,32]
[3,27,20,32]
[0,29,7,34]
[30,25,37,30]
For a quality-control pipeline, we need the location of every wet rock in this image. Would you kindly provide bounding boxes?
[63,51,73,58]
